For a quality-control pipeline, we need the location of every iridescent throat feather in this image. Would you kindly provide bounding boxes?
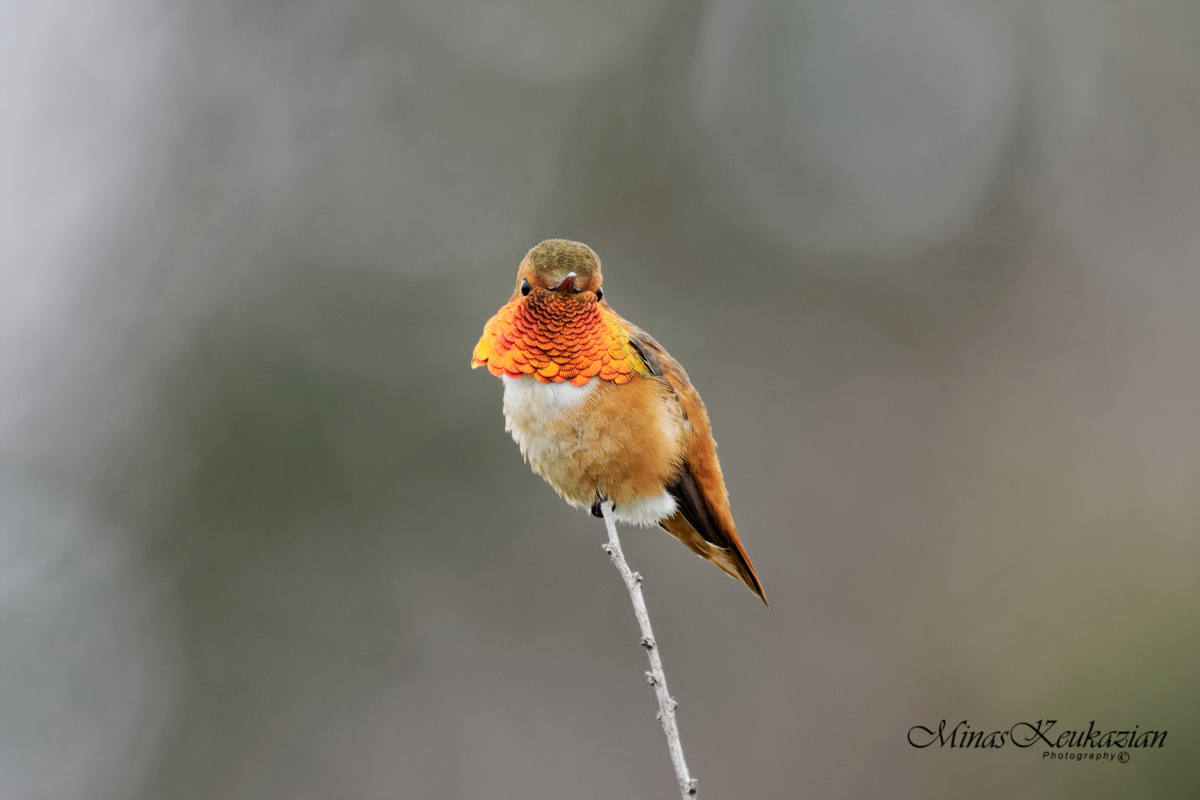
[471,293,649,385]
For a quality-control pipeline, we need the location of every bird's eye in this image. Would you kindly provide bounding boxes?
[595,287,603,301]
[521,278,531,296]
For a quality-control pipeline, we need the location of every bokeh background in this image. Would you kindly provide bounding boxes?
[3,2,1199,798]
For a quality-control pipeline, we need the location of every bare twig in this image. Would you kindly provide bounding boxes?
[599,500,698,799]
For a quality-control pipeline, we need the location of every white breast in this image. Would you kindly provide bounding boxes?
[502,375,596,415]
[501,377,595,477]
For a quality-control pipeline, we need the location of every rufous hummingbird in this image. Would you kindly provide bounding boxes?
[471,239,766,604]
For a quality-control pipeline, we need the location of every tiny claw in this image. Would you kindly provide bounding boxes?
[590,494,611,518]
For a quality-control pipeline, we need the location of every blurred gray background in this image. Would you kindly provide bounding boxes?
[3,2,1199,798]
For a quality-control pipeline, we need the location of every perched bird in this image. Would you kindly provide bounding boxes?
[471,239,766,604]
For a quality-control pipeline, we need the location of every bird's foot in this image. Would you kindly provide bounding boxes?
[591,494,612,518]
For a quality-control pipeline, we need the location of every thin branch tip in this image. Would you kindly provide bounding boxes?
[598,501,697,799]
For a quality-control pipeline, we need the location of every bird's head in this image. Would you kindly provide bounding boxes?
[513,239,605,303]
[473,238,644,384]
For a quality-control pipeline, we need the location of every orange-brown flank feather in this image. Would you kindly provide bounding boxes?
[621,322,767,603]
[540,374,686,515]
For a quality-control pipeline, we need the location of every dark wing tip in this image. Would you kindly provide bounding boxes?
[667,466,767,604]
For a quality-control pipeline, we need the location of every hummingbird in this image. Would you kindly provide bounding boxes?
[471,239,766,604]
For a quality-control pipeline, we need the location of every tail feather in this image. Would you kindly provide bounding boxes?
[661,511,768,605]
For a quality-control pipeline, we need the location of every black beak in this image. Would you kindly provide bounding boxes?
[549,272,578,293]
